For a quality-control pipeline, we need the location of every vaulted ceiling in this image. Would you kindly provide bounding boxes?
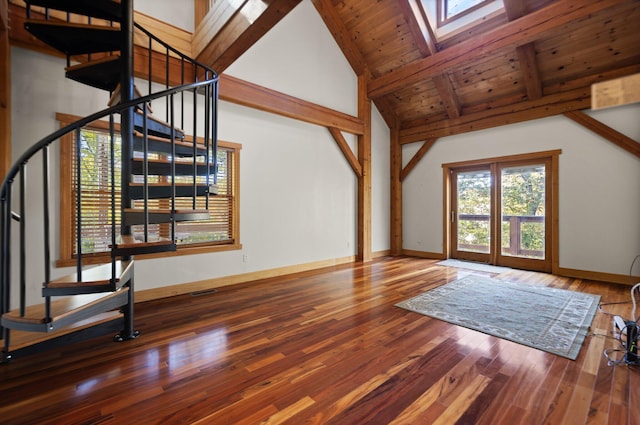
[196,0,640,142]
[6,0,640,143]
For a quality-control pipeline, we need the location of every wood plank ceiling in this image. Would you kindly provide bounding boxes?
[322,0,640,142]
[7,0,640,144]
[198,0,640,144]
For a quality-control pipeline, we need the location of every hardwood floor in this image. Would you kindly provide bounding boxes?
[0,257,638,424]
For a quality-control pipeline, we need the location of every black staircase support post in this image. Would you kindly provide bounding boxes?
[115,0,139,342]
[1,183,12,359]
[120,0,134,236]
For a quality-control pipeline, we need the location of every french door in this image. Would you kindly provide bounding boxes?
[448,153,555,272]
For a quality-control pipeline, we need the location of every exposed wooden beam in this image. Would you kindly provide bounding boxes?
[194,0,210,29]
[192,0,246,58]
[327,127,362,177]
[311,0,367,76]
[502,0,528,21]
[398,1,463,124]
[400,86,591,143]
[503,0,542,101]
[219,74,364,135]
[368,0,627,99]
[516,43,542,100]
[389,120,402,256]
[397,0,436,57]
[432,74,461,119]
[400,138,437,181]
[564,110,640,158]
[400,65,640,143]
[196,0,301,73]
[357,75,372,262]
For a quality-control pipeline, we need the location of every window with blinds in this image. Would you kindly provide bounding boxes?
[57,114,240,265]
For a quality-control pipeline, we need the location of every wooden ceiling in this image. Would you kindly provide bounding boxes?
[198,0,640,142]
[6,0,640,143]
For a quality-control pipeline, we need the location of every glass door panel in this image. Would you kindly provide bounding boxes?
[448,155,553,273]
[500,164,546,260]
[452,168,492,262]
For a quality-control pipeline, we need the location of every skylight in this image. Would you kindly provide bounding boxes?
[440,0,494,25]
[418,0,504,39]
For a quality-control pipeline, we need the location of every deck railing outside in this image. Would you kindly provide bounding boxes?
[458,214,544,258]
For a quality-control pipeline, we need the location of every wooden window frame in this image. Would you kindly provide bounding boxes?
[56,112,241,267]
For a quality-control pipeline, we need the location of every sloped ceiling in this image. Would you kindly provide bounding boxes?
[203,0,640,141]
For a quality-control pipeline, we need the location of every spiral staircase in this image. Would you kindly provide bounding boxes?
[0,0,219,362]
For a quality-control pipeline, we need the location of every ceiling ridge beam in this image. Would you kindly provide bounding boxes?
[368,0,627,99]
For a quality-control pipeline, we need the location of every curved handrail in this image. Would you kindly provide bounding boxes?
[0,77,217,198]
[0,7,222,346]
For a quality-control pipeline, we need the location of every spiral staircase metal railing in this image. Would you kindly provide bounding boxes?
[0,0,219,362]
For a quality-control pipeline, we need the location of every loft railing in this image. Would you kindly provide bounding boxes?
[457,214,545,258]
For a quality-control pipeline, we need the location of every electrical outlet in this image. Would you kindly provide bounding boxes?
[242,254,248,263]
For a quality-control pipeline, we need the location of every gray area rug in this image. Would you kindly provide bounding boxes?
[395,275,600,360]
[436,259,511,273]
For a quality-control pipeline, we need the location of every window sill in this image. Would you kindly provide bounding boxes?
[56,243,243,268]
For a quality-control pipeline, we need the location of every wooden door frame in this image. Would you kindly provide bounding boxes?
[443,149,561,273]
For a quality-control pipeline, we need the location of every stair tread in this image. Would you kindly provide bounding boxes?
[114,234,174,249]
[6,311,123,351]
[47,260,133,288]
[123,208,210,224]
[133,112,186,138]
[129,182,210,186]
[24,20,120,55]
[132,157,210,164]
[2,288,129,325]
[124,208,210,214]
[66,55,121,91]
[66,55,120,72]
[25,0,122,22]
[132,131,196,146]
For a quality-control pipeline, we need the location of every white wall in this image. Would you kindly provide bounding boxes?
[9,1,390,305]
[402,104,640,277]
[135,0,194,32]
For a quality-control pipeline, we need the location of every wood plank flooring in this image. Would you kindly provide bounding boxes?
[0,257,638,424]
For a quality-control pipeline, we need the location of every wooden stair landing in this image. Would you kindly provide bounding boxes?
[2,288,130,333]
